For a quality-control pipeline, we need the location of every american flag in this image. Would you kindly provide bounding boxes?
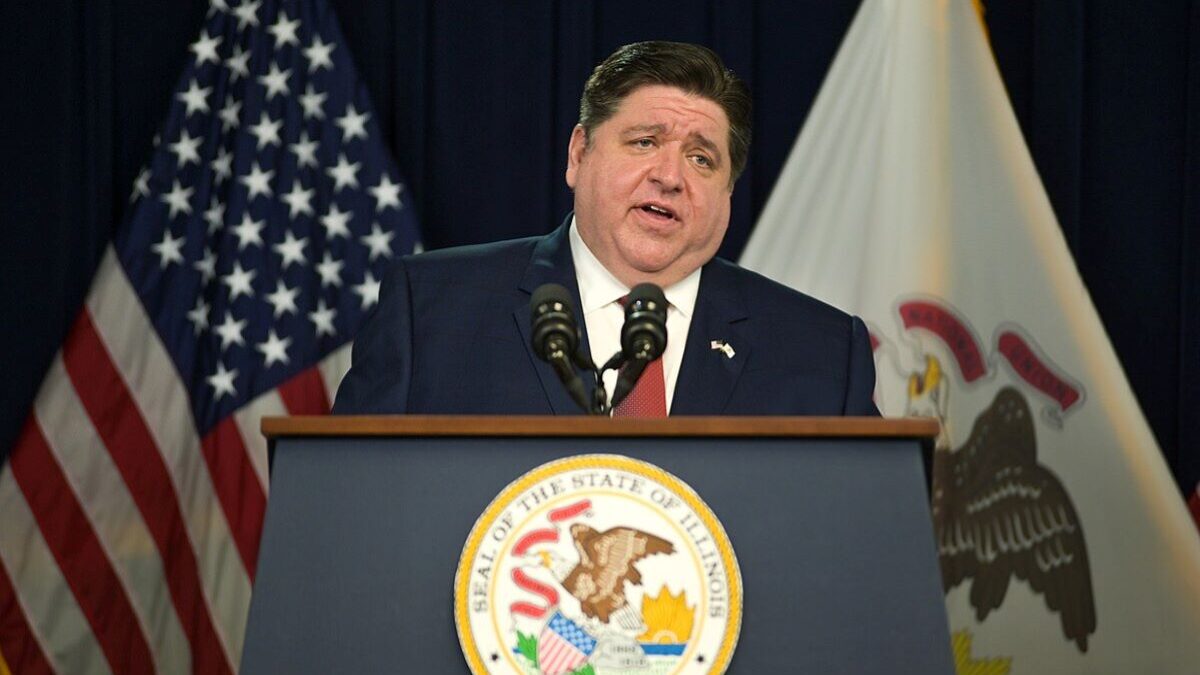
[0,0,419,671]
[538,611,597,675]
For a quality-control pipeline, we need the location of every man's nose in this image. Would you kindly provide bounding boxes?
[648,150,684,192]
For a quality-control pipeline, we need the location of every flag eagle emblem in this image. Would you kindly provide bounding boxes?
[924,380,1097,651]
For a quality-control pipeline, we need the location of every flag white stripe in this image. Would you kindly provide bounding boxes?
[86,248,249,663]
[33,356,192,674]
[540,638,558,667]
[0,470,110,675]
[542,636,578,673]
[319,343,353,406]
[233,388,286,494]
[541,640,564,672]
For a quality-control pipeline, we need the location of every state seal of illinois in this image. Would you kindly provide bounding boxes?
[454,455,742,675]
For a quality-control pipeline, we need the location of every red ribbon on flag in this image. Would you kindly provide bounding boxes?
[899,301,988,382]
[996,331,1081,412]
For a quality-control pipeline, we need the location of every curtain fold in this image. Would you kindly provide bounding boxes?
[2,0,1197,493]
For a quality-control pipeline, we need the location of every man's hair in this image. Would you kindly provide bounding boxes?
[578,41,752,184]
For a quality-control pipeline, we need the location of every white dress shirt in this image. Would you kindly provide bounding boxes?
[568,218,700,414]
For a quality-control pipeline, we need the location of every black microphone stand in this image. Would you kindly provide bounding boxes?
[530,282,666,416]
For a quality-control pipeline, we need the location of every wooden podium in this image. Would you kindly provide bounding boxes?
[241,416,952,674]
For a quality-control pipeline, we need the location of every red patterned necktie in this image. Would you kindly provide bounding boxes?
[612,295,667,417]
[612,356,666,417]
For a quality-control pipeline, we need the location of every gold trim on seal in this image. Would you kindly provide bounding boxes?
[453,454,743,674]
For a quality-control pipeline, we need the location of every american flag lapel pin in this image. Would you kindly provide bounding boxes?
[710,339,735,359]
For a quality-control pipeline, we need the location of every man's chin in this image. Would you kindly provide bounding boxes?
[619,254,696,287]
[618,248,676,274]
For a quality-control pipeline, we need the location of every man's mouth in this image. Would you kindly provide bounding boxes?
[637,203,677,221]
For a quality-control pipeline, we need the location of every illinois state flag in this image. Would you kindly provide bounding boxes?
[741,0,1200,672]
[0,0,419,672]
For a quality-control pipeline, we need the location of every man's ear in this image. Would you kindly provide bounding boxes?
[565,124,587,189]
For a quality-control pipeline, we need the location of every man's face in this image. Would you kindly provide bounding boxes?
[566,84,733,288]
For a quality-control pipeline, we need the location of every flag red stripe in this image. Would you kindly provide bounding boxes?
[277,365,331,414]
[541,638,566,671]
[540,634,584,675]
[0,560,54,675]
[201,418,266,580]
[61,312,234,674]
[8,418,155,674]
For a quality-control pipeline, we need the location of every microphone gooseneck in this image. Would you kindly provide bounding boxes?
[530,284,592,413]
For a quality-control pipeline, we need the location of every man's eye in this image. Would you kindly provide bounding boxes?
[634,138,654,148]
[692,154,712,168]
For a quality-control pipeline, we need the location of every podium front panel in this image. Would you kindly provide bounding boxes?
[242,434,952,674]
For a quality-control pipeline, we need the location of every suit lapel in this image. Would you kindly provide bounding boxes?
[512,221,748,415]
[513,216,596,414]
[670,261,750,415]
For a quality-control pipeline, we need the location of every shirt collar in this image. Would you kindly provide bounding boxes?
[568,216,701,318]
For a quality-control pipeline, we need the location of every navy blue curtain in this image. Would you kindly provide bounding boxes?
[3,0,1197,494]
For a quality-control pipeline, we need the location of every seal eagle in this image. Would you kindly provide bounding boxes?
[549,524,674,625]
[933,386,1097,651]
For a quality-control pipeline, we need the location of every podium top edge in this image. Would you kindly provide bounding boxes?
[261,415,939,439]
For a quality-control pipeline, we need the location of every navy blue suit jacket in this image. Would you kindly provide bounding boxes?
[332,220,879,416]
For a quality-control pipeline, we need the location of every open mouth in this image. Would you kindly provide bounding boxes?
[637,203,677,222]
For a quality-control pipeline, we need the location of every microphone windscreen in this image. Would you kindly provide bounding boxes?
[626,283,667,319]
[621,283,667,359]
[530,283,580,359]
[530,283,574,319]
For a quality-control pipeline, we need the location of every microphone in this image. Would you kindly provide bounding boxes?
[610,283,668,409]
[530,284,591,413]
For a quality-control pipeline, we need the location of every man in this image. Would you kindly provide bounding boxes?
[333,41,878,416]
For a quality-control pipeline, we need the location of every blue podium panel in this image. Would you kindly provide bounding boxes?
[242,434,952,674]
